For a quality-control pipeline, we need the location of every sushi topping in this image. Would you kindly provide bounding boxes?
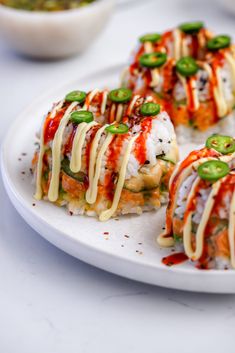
[140,102,160,116]
[197,160,230,181]
[61,158,85,182]
[176,56,198,77]
[70,110,94,124]
[139,33,162,43]
[139,52,167,68]
[179,21,204,34]
[65,90,86,103]
[206,135,235,155]
[207,35,231,51]
[108,88,132,103]
[105,123,129,134]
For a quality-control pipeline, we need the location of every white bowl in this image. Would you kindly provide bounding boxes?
[0,0,115,59]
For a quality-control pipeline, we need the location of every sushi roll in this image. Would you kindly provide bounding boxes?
[158,134,235,269]
[122,22,235,144]
[32,88,179,221]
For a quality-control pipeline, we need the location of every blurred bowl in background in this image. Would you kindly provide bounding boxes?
[0,0,115,59]
[217,0,235,16]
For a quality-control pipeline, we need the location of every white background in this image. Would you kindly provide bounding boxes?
[1,0,235,352]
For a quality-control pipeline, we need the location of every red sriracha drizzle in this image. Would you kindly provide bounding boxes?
[162,252,188,266]
[134,118,152,164]
[44,107,67,144]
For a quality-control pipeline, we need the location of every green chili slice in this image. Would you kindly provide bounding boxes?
[65,90,86,103]
[61,159,85,182]
[108,88,132,103]
[179,21,204,34]
[105,123,129,134]
[206,135,235,155]
[140,102,160,116]
[207,35,231,51]
[197,160,230,181]
[176,56,198,77]
[139,33,162,43]
[70,110,93,124]
[139,52,167,68]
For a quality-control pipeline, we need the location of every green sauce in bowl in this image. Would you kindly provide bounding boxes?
[0,0,96,11]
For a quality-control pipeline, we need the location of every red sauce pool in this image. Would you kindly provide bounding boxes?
[162,252,188,267]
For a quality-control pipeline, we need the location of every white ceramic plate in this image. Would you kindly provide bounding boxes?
[2,64,235,293]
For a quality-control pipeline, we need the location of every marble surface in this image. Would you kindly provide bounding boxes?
[1,0,235,352]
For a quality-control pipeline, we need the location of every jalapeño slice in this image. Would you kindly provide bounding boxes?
[176,56,198,77]
[105,123,129,134]
[140,102,160,116]
[65,90,86,103]
[197,160,230,181]
[139,52,167,68]
[207,35,231,51]
[139,33,161,43]
[206,135,235,155]
[70,110,93,124]
[179,21,204,34]
[108,88,132,103]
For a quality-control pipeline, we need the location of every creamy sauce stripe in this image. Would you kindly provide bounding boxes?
[183,177,221,260]
[48,102,78,202]
[34,100,65,200]
[229,188,235,268]
[70,121,97,173]
[86,124,109,203]
[99,133,140,221]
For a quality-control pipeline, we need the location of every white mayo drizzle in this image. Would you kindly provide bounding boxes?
[48,102,78,202]
[173,29,181,60]
[87,133,114,205]
[202,63,228,118]
[229,187,235,268]
[224,52,235,92]
[99,134,140,221]
[70,121,97,173]
[150,68,160,87]
[116,104,124,122]
[34,100,65,200]
[144,42,153,54]
[127,95,140,115]
[86,124,108,203]
[183,177,221,260]
[101,91,108,114]
[182,37,190,57]
[177,73,199,112]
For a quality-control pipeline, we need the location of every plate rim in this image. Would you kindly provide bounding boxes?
[1,63,235,293]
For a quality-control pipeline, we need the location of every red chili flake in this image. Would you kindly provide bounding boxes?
[103,232,109,235]
[124,235,130,238]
